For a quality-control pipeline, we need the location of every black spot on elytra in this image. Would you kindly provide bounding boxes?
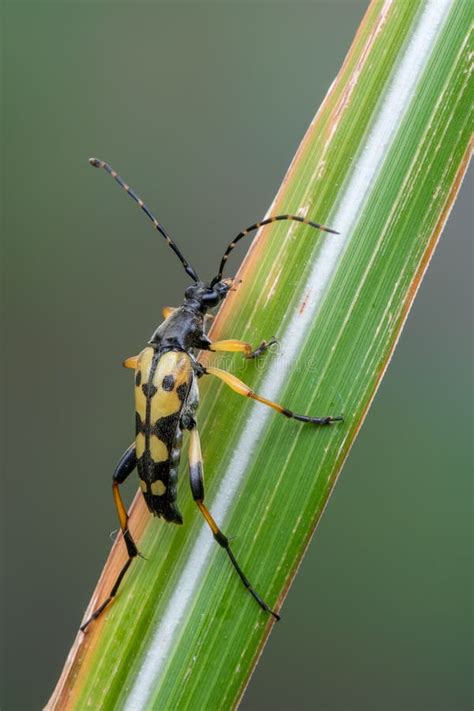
[136,412,145,433]
[176,383,188,402]
[142,383,158,398]
[162,374,175,391]
[135,370,142,387]
[153,412,180,442]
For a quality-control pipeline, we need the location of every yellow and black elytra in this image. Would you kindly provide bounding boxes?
[80,158,342,631]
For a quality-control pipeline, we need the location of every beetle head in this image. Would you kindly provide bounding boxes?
[184,279,233,313]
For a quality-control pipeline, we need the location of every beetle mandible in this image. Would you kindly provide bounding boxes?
[80,158,342,631]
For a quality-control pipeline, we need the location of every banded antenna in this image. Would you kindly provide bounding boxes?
[89,158,200,282]
[210,214,338,287]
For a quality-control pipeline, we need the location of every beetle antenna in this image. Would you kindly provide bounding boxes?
[210,214,338,286]
[89,158,200,282]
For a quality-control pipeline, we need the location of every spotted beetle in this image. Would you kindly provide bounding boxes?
[80,158,342,631]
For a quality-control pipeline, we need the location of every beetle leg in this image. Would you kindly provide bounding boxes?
[162,306,177,319]
[187,426,279,621]
[208,338,277,359]
[205,366,343,424]
[123,355,139,369]
[244,338,278,359]
[80,443,139,632]
[112,444,140,558]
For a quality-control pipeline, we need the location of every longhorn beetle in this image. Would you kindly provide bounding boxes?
[80,158,342,631]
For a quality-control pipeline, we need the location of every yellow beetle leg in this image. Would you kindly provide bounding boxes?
[209,338,277,359]
[205,367,342,425]
[80,444,139,632]
[187,426,279,620]
[162,306,177,319]
[123,355,139,369]
[209,339,252,355]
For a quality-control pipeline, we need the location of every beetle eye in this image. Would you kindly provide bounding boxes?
[202,291,220,307]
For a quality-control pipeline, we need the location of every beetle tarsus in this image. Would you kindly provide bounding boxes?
[245,337,278,359]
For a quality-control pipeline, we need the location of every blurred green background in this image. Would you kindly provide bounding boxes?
[2,2,471,710]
